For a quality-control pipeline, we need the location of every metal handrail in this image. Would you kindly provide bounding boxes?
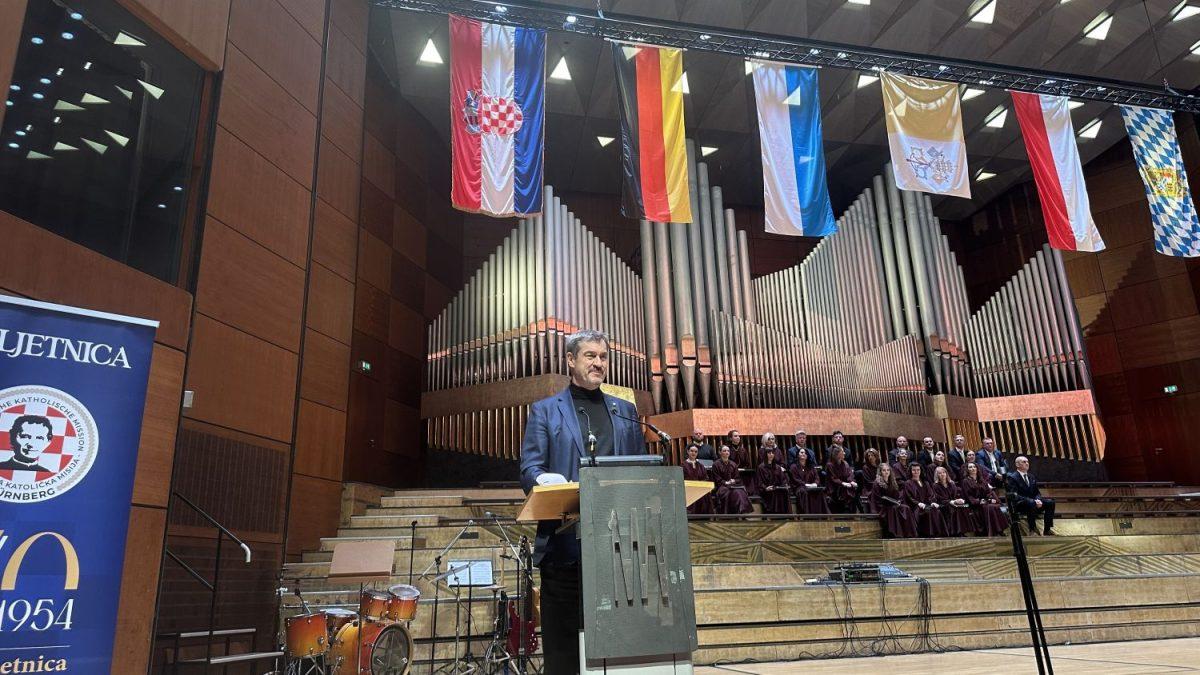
[162,492,253,674]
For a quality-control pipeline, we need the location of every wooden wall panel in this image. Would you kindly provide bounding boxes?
[331,0,369,52]
[280,0,327,43]
[354,282,390,342]
[317,137,361,220]
[112,506,167,675]
[226,0,322,113]
[133,344,186,508]
[285,474,342,556]
[0,0,27,130]
[119,0,230,70]
[393,207,429,267]
[320,76,364,163]
[307,263,355,345]
[300,329,351,410]
[324,24,366,106]
[313,199,359,281]
[389,299,425,357]
[294,400,346,481]
[184,315,299,442]
[218,44,318,188]
[195,217,306,352]
[207,129,312,267]
[358,230,392,292]
[362,132,396,198]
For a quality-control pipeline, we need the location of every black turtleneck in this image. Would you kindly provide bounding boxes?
[570,383,614,457]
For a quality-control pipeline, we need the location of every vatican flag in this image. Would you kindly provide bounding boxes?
[881,72,971,198]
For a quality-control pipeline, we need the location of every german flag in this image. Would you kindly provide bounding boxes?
[612,42,692,223]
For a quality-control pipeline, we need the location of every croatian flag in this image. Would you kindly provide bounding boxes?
[450,15,545,217]
[750,61,836,237]
[1010,92,1105,252]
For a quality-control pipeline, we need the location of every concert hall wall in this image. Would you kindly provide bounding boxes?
[945,113,1200,485]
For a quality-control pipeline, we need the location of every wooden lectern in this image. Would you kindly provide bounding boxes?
[516,480,712,522]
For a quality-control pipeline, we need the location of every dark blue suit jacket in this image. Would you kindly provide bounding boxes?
[519,387,645,565]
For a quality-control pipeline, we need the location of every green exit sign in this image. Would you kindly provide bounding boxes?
[1164,384,1179,394]
[355,360,373,374]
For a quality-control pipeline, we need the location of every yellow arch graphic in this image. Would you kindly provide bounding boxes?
[1,532,80,590]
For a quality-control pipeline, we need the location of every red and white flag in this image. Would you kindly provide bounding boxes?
[1010,92,1105,252]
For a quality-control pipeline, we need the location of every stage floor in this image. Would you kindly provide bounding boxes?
[695,637,1200,674]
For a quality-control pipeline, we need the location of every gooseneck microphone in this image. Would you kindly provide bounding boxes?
[577,406,598,466]
[610,402,672,444]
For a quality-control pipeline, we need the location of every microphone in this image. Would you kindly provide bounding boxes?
[577,406,598,466]
[610,402,671,443]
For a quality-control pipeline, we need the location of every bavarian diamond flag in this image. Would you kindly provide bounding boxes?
[1119,106,1200,257]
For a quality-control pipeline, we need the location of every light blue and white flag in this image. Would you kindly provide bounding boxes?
[1119,105,1200,257]
[751,61,837,237]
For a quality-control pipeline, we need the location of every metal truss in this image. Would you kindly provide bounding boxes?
[374,0,1200,113]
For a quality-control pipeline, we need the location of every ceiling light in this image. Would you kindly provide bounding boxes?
[137,80,164,99]
[70,11,82,20]
[55,68,63,76]
[857,73,879,87]
[836,51,849,59]
[848,0,871,5]
[1084,15,1112,40]
[82,138,107,154]
[53,142,78,151]
[985,106,1007,128]
[549,56,571,81]
[39,77,50,85]
[962,87,986,100]
[30,36,44,45]
[54,99,84,111]
[700,33,711,40]
[53,116,60,124]
[83,61,91,70]
[114,31,145,47]
[494,4,507,12]
[61,32,74,40]
[701,146,718,156]
[31,93,44,100]
[419,38,443,64]
[81,93,109,104]
[173,185,183,192]
[1172,3,1200,20]
[4,101,11,107]
[1079,118,1102,139]
[566,15,577,23]
[115,85,132,99]
[976,171,996,181]
[6,142,17,149]
[754,50,770,58]
[157,203,167,209]
[104,130,129,146]
[938,65,949,72]
[15,130,25,136]
[597,135,615,147]
[970,0,996,24]
[1067,99,1084,109]
[809,48,821,55]
[1192,39,1200,55]
[8,84,18,92]
[26,150,51,159]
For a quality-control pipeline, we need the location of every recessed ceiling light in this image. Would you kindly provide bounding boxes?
[31,93,44,100]
[61,32,74,40]
[54,99,84,111]
[70,11,83,20]
[857,73,879,87]
[985,106,1007,128]
[173,185,183,192]
[1067,100,1084,109]
[15,130,25,136]
[104,129,130,146]
[597,135,615,147]
[39,77,50,85]
[83,61,91,70]
[30,36,44,45]
[1079,118,1102,139]
[82,138,107,154]
[6,142,17,149]
[114,31,145,47]
[976,170,996,181]
[1172,3,1200,20]
[157,203,167,209]
[970,0,996,24]
[4,100,12,107]
[115,85,132,99]
[81,93,109,104]
[1084,14,1112,40]
[962,87,986,100]
[53,141,78,151]
[136,80,164,99]
[8,84,19,92]
[26,150,52,159]
[55,68,63,76]
[419,38,443,64]
[848,0,871,5]
[53,116,60,123]
[701,146,718,156]
[549,56,571,81]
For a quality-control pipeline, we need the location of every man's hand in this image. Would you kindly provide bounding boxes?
[1034,499,1043,508]
[535,473,567,486]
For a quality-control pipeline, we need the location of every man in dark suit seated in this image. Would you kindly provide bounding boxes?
[1006,455,1056,535]
[947,434,969,476]
[519,329,646,674]
[975,437,1009,488]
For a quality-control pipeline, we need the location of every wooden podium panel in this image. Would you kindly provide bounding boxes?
[516,480,711,522]
[329,539,395,581]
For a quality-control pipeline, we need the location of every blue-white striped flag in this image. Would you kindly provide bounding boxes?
[1119,106,1200,257]
[750,61,836,237]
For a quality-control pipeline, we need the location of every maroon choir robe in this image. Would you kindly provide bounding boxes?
[891,461,913,483]
[902,479,948,537]
[869,482,917,538]
[933,482,976,536]
[859,462,881,511]
[958,462,991,486]
[788,463,829,514]
[962,477,1010,536]
[824,460,858,513]
[926,461,951,484]
[682,459,714,515]
[711,459,752,514]
[731,445,757,495]
[756,461,791,514]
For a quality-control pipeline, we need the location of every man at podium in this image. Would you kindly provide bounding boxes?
[519,329,646,674]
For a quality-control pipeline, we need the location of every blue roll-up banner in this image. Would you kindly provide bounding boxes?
[0,294,158,673]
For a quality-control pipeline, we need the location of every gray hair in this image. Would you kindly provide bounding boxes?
[565,329,610,356]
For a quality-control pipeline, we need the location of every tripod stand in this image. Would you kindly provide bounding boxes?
[420,521,478,674]
[1006,493,1054,674]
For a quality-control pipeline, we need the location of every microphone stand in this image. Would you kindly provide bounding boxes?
[610,403,672,453]
[486,511,523,672]
[1006,492,1053,674]
[420,520,475,673]
[577,406,598,467]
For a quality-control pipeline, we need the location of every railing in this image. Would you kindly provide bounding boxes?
[163,491,252,674]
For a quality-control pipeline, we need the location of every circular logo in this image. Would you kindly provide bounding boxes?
[0,385,99,503]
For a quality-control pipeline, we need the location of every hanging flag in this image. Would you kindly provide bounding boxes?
[1010,92,1105,253]
[1119,105,1200,257]
[881,73,971,198]
[450,14,545,217]
[750,61,837,237]
[612,42,692,223]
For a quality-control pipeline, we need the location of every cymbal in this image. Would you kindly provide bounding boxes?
[432,563,473,581]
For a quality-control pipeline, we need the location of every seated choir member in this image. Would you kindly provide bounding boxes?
[903,462,947,537]
[711,445,752,515]
[926,449,951,483]
[915,436,936,466]
[690,429,715,460]
[961,462,1009,536]
[891,448,912,483]
[932,466,975,537]
[975,437,1009,488]
[947,434,969,477]
[858,448,882,505]
[824,446,859,513]
[827,430,854,468]
[727,429,756,495]
[756,446,791,515]
[870,463,917,538]
[1007,455,1056,535]
[682,443,714,515]
[787,429,817,468]
[788,449,829,514]
[959,450,991,485]
[888,435,910,464]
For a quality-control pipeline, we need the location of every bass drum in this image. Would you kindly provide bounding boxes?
[369,624,414,675]
[329,621,412,675]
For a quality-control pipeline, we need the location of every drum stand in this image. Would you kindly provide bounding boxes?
[285,656,328,675]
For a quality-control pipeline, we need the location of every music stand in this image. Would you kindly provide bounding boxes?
[327,540,396,675]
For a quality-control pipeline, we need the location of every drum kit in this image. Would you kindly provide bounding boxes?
[284,584,421,675]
